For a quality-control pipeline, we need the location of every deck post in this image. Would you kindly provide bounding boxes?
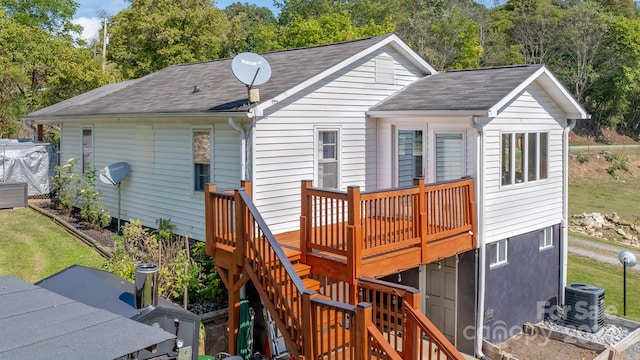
[204,184,216,257]
[402,290,421,359]
[241,180,252,198]
[413,178,428,263]
[301,291,314,358]
[467,179,478,247]
[300,180,313,264]
[234,189,247,267]
[347,186,362,304]
[354,302,372,360]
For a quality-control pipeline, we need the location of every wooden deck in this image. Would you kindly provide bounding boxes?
[204,179,475,360]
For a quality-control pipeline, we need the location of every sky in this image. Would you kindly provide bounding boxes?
[72,0,278,41]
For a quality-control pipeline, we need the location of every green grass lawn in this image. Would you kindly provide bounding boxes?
[568,254,640,322]
[570,181,640,222]
[0,207,105,283]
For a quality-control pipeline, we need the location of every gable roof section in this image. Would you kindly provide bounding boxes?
[369,64,588,119]
[26,34,434,122]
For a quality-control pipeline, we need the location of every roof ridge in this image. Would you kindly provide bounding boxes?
[175,33,394,67]
[442,64,542,74]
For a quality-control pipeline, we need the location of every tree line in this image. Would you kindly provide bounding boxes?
[2,0,640,139]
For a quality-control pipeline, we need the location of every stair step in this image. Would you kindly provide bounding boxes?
[273,263,311,284]
[302,277,320,291]
[282,247,301,263]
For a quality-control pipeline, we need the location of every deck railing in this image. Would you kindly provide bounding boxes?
[300,177,476,267]
[207,184,404,359]
[424,177,475,242]
[358,277,464,360]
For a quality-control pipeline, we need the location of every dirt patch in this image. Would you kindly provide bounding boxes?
[569,149,640,185]
[499,333,599,360]
[571,128,639,145]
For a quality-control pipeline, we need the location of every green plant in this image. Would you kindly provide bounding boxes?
[102,219,223,304]
[189,241,223,302]
[604,152,630,177]
[78,163,112,228]
[576,153,590,164]
[51,158,80,214]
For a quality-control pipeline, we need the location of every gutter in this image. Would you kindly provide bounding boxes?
[469,115,488,360]
[228,117,247,181]
[24,111,251,124]
[560,119,577,305]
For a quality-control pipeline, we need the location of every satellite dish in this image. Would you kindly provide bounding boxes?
[232,52,271,87]
[619,250,637,267]
[99,162,130,185]
[99,162,130,233]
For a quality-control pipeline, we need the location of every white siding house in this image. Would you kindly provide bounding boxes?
[25,34,588,356]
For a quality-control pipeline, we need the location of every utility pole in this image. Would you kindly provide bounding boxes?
[98,9,109,72]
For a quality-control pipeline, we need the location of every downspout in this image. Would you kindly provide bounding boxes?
[469,115,488,360]
[560,119,576,305]
[228,117,247,181]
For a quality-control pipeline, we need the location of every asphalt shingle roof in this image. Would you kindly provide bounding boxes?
[371,64,544,112]
[0,276,175,359]
[26,34,395,119]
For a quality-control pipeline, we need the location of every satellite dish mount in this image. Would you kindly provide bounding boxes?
[99,162,131,233]
[232,52,272,103]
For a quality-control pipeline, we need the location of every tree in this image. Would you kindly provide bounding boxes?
[0,0,80,35]
[0,11,115,138]
[502,0,563,64]
[223,2,277,55]
[251,11,393,52]
[396,0,482,70]
[553,2,608,105]
[107,0,231,79]
[587,15,640,132]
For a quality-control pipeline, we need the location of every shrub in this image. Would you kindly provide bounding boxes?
[51,158,80,214]
[576,153,590,164]
[605,153,630,177]
[78,163,111,228]
[51,159,111,229]
[103,219,224,305]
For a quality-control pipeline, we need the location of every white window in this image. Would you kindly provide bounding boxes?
[82,128,93,173]
[539,227,553,249]
[397,129,423,187]
[489,239,508,267]
[435,133,464,181]
[317,130,338,189]
[501,132,548,186]
[193,129,211,191]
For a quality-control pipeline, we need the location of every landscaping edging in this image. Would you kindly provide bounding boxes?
[28,203,112,258]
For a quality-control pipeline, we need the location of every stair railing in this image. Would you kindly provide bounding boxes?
[358,277,464,360]
[234,188,403,360]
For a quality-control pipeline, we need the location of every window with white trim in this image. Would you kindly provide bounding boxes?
[501,132,548,185]
[82,128,93,173]
[539,227,553,250]
[317,130,338,189]
[435,132,464,181]
[193,129,211,191]
[489,239,508,267]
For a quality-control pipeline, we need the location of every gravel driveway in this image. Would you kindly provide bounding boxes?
[569,236,640,271]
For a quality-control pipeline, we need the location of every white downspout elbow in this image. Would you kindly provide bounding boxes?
[228,117,247,180]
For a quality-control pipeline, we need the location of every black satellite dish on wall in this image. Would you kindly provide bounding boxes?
[99,162,130,233]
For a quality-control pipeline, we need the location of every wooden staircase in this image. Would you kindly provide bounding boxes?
[205,181,470,360]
